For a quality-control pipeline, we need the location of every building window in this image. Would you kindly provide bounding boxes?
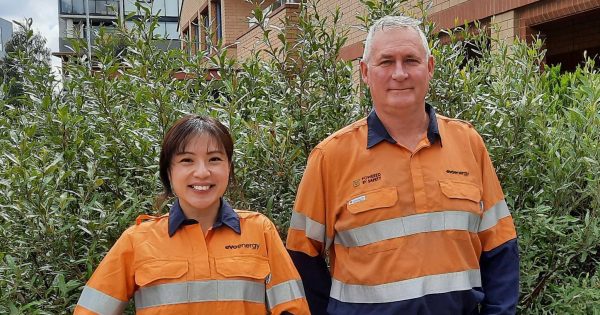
[60,0,73,13]
[213,0,222,41]
[124,0,138,14]
[73,0,85,14]
[60,0,119,15]
[181,27,189,54]
[165,0,179,16]
[150,0,180,17]
[271,0,299,11]
[163,22,178,39]
[191,18,200,54]
[201,9,209,52]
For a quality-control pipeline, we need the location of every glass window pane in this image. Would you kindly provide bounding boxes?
[165,0,178,17]
[73,0,85,14]
[165,22,178,39]
[60,0,72,13]
[125,20,135,30]
[95,1,108,15]
[152,0,165,15]
[153,22,165,38]
[124,0,137,13]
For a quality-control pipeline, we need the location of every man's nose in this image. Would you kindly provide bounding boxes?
[391,62,408,80]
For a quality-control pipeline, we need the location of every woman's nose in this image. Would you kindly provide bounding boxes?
[193,163,210,177]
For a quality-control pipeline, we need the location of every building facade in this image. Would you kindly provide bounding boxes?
[57,0,181,56]
[0,18,13,59]
[179,0,600,72]
[179,0,299,58]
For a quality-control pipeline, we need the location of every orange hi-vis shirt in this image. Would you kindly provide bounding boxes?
[75,199,309,315]
[287,106,519,314]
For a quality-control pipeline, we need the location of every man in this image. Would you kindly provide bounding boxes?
[286,15,519,315]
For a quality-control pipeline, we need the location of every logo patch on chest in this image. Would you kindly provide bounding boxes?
[353,172,382,187]
[225,243,260,250]
[446,169,470,176]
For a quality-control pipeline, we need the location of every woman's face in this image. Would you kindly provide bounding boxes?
[169,134,230,217]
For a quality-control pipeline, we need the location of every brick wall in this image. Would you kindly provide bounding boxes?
[519,0,600,39]
[221,0,257,45]
[430,0,469,14]
[316,0,368,49]
[180,0,207,32]
[180,0,600,72]
[429,0,539,31]
[491,10,517,48]
[236,4,300,61]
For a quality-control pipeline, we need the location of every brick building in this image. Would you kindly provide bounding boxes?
[179,0,600,71]
[178,0,300,59]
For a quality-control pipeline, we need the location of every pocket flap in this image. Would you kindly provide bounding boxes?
[347,187,398,214]
[135,260,188,286]
[439,180,481,202]
[215,255,270,279]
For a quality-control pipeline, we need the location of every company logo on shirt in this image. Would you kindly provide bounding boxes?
[225,243,260,250]
[446,169,470,176]
[353,172,382,187]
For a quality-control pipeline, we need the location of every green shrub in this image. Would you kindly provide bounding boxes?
[0,1,598,313]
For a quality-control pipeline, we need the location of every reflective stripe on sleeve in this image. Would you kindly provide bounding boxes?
[335,211,481,248]
[289,211,326,243]
[77,286,128,315]
[330,269,482,303]
[266,279,306,310]
[134,280,265,309]
[478,200,510,232]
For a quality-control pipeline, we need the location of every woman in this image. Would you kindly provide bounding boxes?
[75,115,309,314]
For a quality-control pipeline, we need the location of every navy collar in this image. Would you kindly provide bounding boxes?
[168,198,241,237]
[367,103,441,149]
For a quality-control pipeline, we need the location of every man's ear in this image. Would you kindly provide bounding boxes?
[427,55,435,79]
[360,60,369,86]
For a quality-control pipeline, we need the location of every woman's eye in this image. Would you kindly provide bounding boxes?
[180,158,193,163]
[209,157,223,162]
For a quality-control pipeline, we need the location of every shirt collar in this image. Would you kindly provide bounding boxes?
[367,103,442,149]
[168,198,241,237]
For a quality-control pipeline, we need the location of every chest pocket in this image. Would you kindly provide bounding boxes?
[439,179,482,213]
[346,187,398,214]
[135,260,188,287]
[215,255,270,280]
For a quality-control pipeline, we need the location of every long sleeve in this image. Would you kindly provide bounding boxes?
[286,148,333,315]
[264,220,310,315]
[476,135,520,314]
[74,228,136,314]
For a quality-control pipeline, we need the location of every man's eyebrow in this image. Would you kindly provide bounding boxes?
[377,53,394,60]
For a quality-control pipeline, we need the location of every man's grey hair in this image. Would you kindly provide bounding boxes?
[362,15,430,62]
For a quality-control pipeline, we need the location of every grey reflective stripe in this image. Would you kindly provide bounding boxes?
[77,286,128,315]
[289,211,326,243]
[330,269,482,303]
[335,211,481,247]
[478,200,510,232]
[266,279,305,310]
[134,280,265,309]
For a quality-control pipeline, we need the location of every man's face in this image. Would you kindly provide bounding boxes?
[360,27,434,117]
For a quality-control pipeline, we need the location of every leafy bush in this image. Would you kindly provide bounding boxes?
[0,0,598,313]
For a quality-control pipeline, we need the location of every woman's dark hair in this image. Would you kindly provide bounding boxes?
[156,115,234,208]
